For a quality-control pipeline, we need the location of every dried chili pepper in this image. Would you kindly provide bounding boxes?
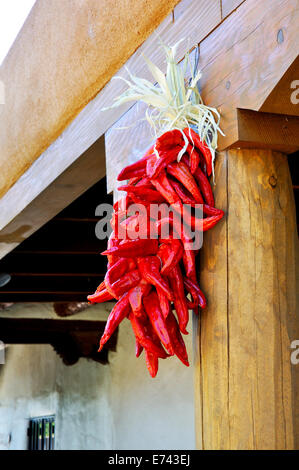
[155,129,184,151]
[87,287,113,304]
[183,127,213,176]
[156,285,171,319]
[147,146,182,179]
[143,292,174,355]
[158,238,184,276]
[186,144,200,175]
[128,280,151,316]
[129,311,168,358]
[98,293,131,351]
[167,161,203,203]
[184,277,207,309]
[118,184,166,203]
[135,340,143,358]
[165,312,189,366]
[138,256,173,301]
[150,170,180,205]
[193,166,215,207]
[145,350,159,378]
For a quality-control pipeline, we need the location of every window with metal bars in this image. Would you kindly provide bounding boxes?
[28,416,55,450]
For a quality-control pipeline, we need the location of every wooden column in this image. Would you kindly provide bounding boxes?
[195,148,298,449]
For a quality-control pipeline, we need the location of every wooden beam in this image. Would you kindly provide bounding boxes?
[260,56,299,116]
[197,148,298,449]
[0,317,117,365]
[231,109,299,153]
[0,302,112,322]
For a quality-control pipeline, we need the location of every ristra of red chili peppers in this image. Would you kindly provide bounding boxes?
[88,128,224,378]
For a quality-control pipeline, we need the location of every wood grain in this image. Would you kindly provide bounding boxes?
[234,109,299,153]
[198,148,298,449]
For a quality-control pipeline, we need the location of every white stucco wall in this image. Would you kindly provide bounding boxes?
[0,318,195,450]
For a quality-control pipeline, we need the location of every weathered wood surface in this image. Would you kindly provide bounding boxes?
[197,148,298,449]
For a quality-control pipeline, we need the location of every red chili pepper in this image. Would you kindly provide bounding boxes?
[138,256,173,301]
[107,232,120,267]
[202,205,224,217]
[184,277,207,309]
[129,311,168,358]
[98,293,131,351]
[190,213,224,232]
[168,176,197,206]
[113,196,130,213]
[147,146,182,179]
[182,249,197,283]
[186,144,200,175]
[167,161,203,203]
[87,287,113,304]
[167,264,189,335]
[183,127,213,176]
[102,239,159,258]
[193,166,215,207]
[105,258,132,286]
[158,238,184,276]
[117,155,151,181]
[150,170,180,205]
[118,184,166,203]
[106,269,141,300]
[128,176,142,186]
[143,292,174,355]
[156,284,171,318]
[165,312,189,366]
[145,350,159,378]
[158,243,189,334]
[145,318,169,360]
[128,280,151,316]
[155,129,184,151]
[135,176,153,188]
[135,339,143,358]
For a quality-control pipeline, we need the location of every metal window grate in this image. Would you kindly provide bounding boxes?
[28,416,55,450]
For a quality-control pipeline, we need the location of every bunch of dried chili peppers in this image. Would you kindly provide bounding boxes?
[87,127,224,377]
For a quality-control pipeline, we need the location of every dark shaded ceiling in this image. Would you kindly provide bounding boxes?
[0,177,113,302]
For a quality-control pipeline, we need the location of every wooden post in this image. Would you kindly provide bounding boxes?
[195,148,299,449]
